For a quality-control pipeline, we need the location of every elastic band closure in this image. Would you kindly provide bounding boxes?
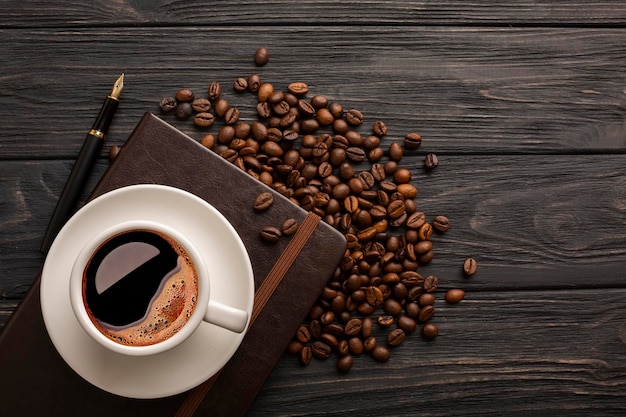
[175,212,321,417]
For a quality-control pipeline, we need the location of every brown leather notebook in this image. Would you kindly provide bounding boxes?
[0,113,346,416]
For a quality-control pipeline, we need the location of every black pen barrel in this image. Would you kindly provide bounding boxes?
[40,134,104,253]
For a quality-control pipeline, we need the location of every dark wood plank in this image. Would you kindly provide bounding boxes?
[1,1,626,27]
[2,288,626,414]
[0,27,625,158]
[252,288,626,415]
[1,153,625,304]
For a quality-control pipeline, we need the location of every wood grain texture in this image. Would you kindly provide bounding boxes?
[0,27,625,158]
[2,1,626,415]
[250,289,626,416]
[1,1,626,27]
[1,153,625,302]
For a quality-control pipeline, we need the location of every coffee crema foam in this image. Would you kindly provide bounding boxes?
[83,231,199,347]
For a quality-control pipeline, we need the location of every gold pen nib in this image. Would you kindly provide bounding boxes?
[110,73,124,100]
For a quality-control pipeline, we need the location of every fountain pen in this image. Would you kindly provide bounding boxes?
[40,74,124,253]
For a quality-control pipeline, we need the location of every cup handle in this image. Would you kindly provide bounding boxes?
[204,300,249,333]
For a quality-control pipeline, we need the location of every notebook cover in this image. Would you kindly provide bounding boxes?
[0,112,346,416]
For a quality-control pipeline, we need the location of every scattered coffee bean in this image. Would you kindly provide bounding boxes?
[445,289,465,304]
[433,215,451,232]
[191,98,211,113]
[300,346,313,365]
[421,323,439,340]
[371,346,391,362]
[233,77,249,92]
[259,226,281,243]
[208,81,221,101]
[282,218,299,236]
[158,52,470,374]
[387,328,405,347]
[108,144,121,160]
[193,112,215,128]
[311,341,332,359]
[175,88,194,103]
[424,153,439,169]
[337,355,353,373]
[254,47,270,66]
[288,82,309,96]
[174,102,193,120]
[463,257,478,276]
[403,132,422,150]
[253,192,274,211]
[158,96,177,112]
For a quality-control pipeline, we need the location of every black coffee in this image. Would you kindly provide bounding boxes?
[83,229,198,346]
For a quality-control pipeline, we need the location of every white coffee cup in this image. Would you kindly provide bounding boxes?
[69,219,249,357]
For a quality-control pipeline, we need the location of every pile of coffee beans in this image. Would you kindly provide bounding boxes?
[155,47,477,373]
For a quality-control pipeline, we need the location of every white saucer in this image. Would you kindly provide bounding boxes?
[40,184,254,399]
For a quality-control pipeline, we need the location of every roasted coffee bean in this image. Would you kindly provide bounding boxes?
[309,320,322,339]
[319,333,339,350]
[317,108,334,126]
[311,341,332,359]
[208,81,221,101]
[373,120,387,136]
[346,147,366,162]
[348,337,364,355]
[383,298,402,316]
[424,153,439,169]
[397,316,417,333]
[433,215,451,232]
[368,147,384,163]
[418,293,435,307]
[282,218,299,236]
[298,99,316,117]
[287,340,304,354]
[247,74,261,92]
[371,346,390,362]
[256,101,272,118]
[108,144,121,160]
[310,95,328,109]
[174,102,193,120]
[214,98,230,117]
[175,88,194,103]
[300,346,313,365]
[191,98,212,113]
[346,109,364,126]
[418,223,433,241]
[193,112,215,127]
[224,107,240,125]
[254,47,270,66]
[288,82,309,96]
[253,192,274,211]
[446,289,465,304]
[233,77,249,92]
[388,142,403,162]
[418,305,435,323]
[403,132,422,150]
[344,318,363,336]
[337,355,353,373]
[296,325,311,343]
[423,275,439,293]
[406,212,426,229]
[387,328,405,347]
[337,339,350,356]
[377,315,394,327]
[259,226,281,243]
[217,125,235,144]
[159,96,177,112]
[421,322,439,340]
[463,258,478,276]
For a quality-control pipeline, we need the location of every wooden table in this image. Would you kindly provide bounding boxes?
[2,2,626,415]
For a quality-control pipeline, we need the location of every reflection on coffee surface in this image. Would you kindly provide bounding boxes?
[83,230,198,346]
